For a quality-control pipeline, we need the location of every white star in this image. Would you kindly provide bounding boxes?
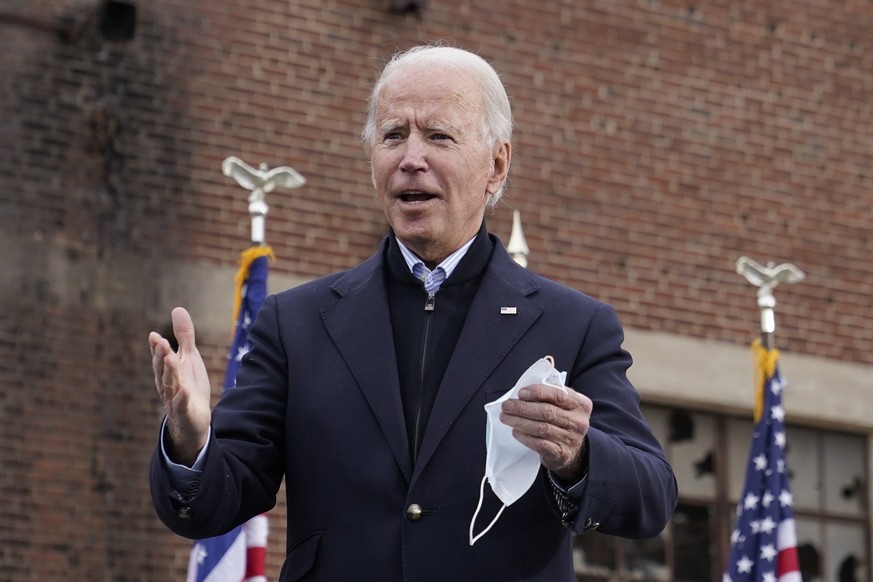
[730,529,743,543]
[750,520,762,533]
[771,404,785,423]
[762,491,775,507]
[754,454,767,471]
[737,556,754,573]
[762,571,777,582]
[771,378,784,395]
[760,544,777,561]
[744,492,761,510]
[759,517,776,534]
[779,489,794,507]
[235,344,251,362]
[774,431,786,448]
[776,459,786,473]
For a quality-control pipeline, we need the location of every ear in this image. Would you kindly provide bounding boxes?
[485,142,511,196]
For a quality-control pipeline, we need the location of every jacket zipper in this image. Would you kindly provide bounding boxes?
[412,292,435,464]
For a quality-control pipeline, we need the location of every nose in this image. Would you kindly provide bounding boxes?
[399,135,428,173]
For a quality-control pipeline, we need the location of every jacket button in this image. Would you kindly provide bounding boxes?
[406,503,423,522]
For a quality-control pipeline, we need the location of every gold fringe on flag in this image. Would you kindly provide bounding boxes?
[752,338,779,422]
[230,246,275,337]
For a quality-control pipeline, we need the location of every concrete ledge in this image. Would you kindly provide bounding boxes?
[624,327,873,431]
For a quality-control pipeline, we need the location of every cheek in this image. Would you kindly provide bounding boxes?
[370,157,390,189]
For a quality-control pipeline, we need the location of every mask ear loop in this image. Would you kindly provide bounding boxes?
[469,474,507,546]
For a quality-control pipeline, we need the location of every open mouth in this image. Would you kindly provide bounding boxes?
[399,191,438,203]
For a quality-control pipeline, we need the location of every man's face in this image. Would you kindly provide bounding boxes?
[370,65,510,266]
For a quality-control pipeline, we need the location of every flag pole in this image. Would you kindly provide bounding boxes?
[723,256,806,582]
[220,157,305,340]
[735,256,806,349]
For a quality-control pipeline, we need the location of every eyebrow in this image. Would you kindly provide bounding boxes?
[377,119,460,135]
[378,120,406,134]
[428,121,459,135]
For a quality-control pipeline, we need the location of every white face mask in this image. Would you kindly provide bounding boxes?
[469,356,567,546]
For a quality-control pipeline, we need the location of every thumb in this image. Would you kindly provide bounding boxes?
[171,307,197,353]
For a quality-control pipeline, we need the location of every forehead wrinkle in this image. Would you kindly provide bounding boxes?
[373,78,486,147]
[378,73,483,119]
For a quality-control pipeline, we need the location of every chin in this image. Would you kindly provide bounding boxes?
[396,229,434,247]
[392,216,436,239]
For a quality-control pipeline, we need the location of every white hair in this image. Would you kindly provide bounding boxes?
[361,45,513,206]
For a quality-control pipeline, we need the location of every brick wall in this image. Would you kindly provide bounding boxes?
[1,0,871,579]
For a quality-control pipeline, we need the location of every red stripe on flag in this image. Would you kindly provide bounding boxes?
[245,546,266,578]
[777,546,799,576]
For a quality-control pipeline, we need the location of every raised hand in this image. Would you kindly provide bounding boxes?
[148,307,212,466]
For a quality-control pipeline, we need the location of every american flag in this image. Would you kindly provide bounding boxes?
[723,341,801,582]
[187,247,273,582]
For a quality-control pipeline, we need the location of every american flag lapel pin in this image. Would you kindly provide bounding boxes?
[500,306,517,315]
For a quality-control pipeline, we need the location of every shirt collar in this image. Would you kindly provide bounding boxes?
[396,235,477,280]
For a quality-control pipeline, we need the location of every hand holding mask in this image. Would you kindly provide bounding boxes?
[469,356,567,545]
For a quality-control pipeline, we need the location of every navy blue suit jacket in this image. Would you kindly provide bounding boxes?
[150,234,677,581]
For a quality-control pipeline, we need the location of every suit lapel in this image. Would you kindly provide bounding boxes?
[413,248,542,478]
[320,250,413,482]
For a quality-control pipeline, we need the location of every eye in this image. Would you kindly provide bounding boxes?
[379,125,406,142]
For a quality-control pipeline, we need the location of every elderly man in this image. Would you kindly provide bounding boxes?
[149,44,677,581]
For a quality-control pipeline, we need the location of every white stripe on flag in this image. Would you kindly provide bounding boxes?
[185,533,246,582]
[205,533,246,582]
[776,518,797,550]
[244,515,268,547]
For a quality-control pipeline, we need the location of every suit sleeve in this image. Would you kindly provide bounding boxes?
[564,303,678,538]
[149,295,288,539]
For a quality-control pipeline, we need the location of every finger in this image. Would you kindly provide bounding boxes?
[503,399,558,425]
[150,333,181,403]
[506,412,588,460]
[148,331,160,356]
[152,349,164,393]
[150,334,169,392]
[171,307,197,354]
[502,397,592,441]
[502,411,559,440]
[503,398,582,430]
[517,383,574,407]
[503,408,586,441]
[518,384,592,414]
[160,352,182,405]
